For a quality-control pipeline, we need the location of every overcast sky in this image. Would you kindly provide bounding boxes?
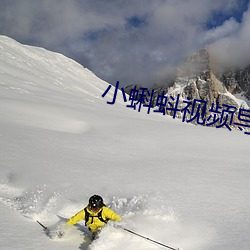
[0,0,249,87]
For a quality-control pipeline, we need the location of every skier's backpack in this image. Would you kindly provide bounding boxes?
[84,206,109,226]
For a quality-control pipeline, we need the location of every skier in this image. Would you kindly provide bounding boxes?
[66,194,121,239]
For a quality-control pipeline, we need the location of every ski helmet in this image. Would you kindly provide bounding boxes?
[89,195,104,210]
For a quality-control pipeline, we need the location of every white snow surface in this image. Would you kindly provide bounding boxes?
[0,35,250,250]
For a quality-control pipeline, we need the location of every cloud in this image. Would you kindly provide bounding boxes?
[200,18,240,45]
[209,4,250,69]
[0,0,249,87]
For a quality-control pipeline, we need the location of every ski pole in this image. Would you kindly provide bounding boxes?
[37,220,48,231]
[122,227,180,250]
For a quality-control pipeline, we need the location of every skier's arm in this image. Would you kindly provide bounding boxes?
[104,207,122,222]
[67,209,85,225]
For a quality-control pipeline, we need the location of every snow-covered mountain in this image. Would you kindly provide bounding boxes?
[175,48,250,108]
[170,49,249,129]
[0,36,250,250]
[125,49,250,132]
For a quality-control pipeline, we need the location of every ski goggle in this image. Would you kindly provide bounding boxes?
[90,204,101,211]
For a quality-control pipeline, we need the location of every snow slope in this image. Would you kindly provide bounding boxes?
[0,36,249,250]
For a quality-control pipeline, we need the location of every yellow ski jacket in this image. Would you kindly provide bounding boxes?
[67,206,121,233]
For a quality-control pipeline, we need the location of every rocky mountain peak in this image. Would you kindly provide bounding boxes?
[177,48,210,78]
[216,66,250,99]
[173,48,226,103]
